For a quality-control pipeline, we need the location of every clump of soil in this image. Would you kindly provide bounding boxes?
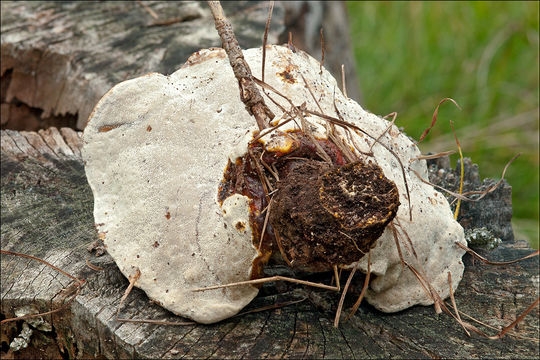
[271,159,399,272]
[219,130,400,273]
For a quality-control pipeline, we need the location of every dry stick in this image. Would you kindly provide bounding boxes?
[0,249,85,324]
[115,268,195,326]
[455,242,539,265]
[334,262,359,328]
[417,98,461,144]
[207,1,274,131]
[448,272,471,337]
[116,268,141,318]
[345,251,371,321]
[192,275,339,292]
[261,1,274,83]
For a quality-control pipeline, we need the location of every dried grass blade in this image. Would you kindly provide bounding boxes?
[490,296,540,339]
[0,250,86,324]
[117,318,195,326]
[390,223,405,269]
[451,120,464,220]
[410,150,456,162]
[417,98,461,143]
[370,112,397,152]
[394,218,417,259]
[273,227,293,267]
[258,197,273,250]
[303,108,413,221]
[234,298,306,318]
[455,241,539,265]
[0,285,82,325]
[448,272,471,336]
[86,258,104,271]
[345,252,371,321]
[460,153,520,201]
[250,116,295,143]
[334,264,358,328]
[1,249,84,284]
[192,275,338,292]
[446,301,540,342]
[261,1,274,83]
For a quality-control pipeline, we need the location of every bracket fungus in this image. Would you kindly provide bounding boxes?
[82,45,466,324]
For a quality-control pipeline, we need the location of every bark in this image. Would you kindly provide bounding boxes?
[1,1,538,359]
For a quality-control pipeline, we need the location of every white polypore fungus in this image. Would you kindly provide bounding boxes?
[82,45,466,323]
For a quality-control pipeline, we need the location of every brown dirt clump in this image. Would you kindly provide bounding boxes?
[270,159,400,272]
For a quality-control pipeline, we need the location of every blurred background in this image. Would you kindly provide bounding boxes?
[346,1,539,248]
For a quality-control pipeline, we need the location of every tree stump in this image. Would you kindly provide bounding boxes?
[1,1,538,359]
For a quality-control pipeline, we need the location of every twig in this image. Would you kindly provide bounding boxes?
[116,268,141,318]
[207,1,274,130]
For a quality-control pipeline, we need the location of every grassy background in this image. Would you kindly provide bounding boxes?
[346,1,539,249]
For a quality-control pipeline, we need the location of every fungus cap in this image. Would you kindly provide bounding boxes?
[82,45,466,323]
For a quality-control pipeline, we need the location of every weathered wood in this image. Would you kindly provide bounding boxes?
[1,1,538,358]
[0,1,286,130]
[1,127,539,359]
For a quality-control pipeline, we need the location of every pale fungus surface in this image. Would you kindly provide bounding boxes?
[82,45,466,323]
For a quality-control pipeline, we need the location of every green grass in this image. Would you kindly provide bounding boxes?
[346,1,539,249]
